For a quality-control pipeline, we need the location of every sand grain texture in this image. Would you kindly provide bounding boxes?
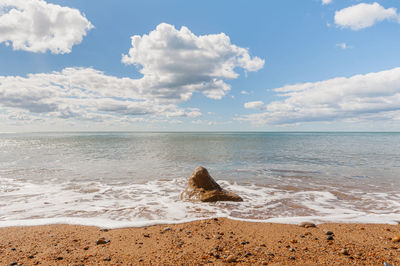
[0,218,399,265]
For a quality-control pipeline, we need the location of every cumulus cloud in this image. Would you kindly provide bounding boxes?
[0,0,93,53]
[0,67,202,122]
[241,90,249,95]
[334,2,400,30]
[122,23,264,102]
[238,67,400,125]
[0,23,264,125]
[322,0,332,5]
[244,101,265,110]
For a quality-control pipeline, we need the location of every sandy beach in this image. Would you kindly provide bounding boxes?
[1,218,399,265]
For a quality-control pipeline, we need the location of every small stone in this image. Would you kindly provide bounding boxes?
[244,252,252,257]
[392,236,400,243]
[83,246,89,250]
[96,237,110,245]
[56,257,63,260]
[289,248,295,252]
[28,255,34,259]
[103,257,111,261]
[11,248,16,251]
[226,255,237,263]
[143,234,150,238]
[289,256,296,260]
[99,228,109,232]
[299,222,316,228]
[326,235,334,241]
[340,249,349,256]
[267,252,275,256]
[178,242,184,246]
[9,262,18,266]
[324,230,334,235]
[384,262,393,266]
[290,239,297,244]
[163,227,171,232]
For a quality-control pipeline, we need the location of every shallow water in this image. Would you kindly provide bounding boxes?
[0,132,399,227]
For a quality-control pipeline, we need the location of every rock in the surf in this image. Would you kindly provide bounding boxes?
[181,166,243,202]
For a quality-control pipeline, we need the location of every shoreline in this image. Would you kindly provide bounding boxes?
[1,218,399,265]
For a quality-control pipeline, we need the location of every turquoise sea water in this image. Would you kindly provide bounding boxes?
[0,132,399,227]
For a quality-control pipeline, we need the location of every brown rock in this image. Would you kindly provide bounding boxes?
[226,255,237,263]
[181,166,243,202]
[299,222,316,228]
[392,236,400,243]
[96,237,110,245]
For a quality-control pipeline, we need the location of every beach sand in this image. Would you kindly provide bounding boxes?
[1,218,399,265]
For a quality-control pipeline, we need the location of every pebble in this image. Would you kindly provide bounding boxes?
[244,252,252,257]
[226,255,237,263]
[290,239,297,244]
[143,234,150,238]
[99,228,109,232]
[289,256,296,260]
[83,246,89,250]
[324,230,334,235]
[299,222,316,228]
[241,241,249,245]
[178,242,184,246]
[384,262,393,266]
[96,237,110,245]
[163,227,171,232]
[391,236,400,243]
[289,248,295,252]
[340,249,349,256]
[103,257,111,261]
[28,255,34,259]
[326,235,334,241]
[56,257,63,260]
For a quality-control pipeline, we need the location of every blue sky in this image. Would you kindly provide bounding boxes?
[1,0,400,131]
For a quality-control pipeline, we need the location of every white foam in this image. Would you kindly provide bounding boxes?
[1,177,400,228]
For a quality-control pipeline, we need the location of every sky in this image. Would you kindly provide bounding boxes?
[0,0,400,132]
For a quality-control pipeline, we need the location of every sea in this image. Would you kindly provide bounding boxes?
[0,132,399,228]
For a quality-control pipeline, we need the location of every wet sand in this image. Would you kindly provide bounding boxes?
[0,218,399,265]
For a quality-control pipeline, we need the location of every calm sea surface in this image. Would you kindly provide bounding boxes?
[0,132,399,227]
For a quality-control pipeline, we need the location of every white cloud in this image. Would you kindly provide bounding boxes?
[122,23,264,102]
[0,0,93,53]
[238,67,400,125]
[322,0,332,5]
[0,23,264,126]
[334,2,400,30]
[336,42,353,49]
[244,101,265,110]
[241,90,249,95]
[0,67,201,122]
